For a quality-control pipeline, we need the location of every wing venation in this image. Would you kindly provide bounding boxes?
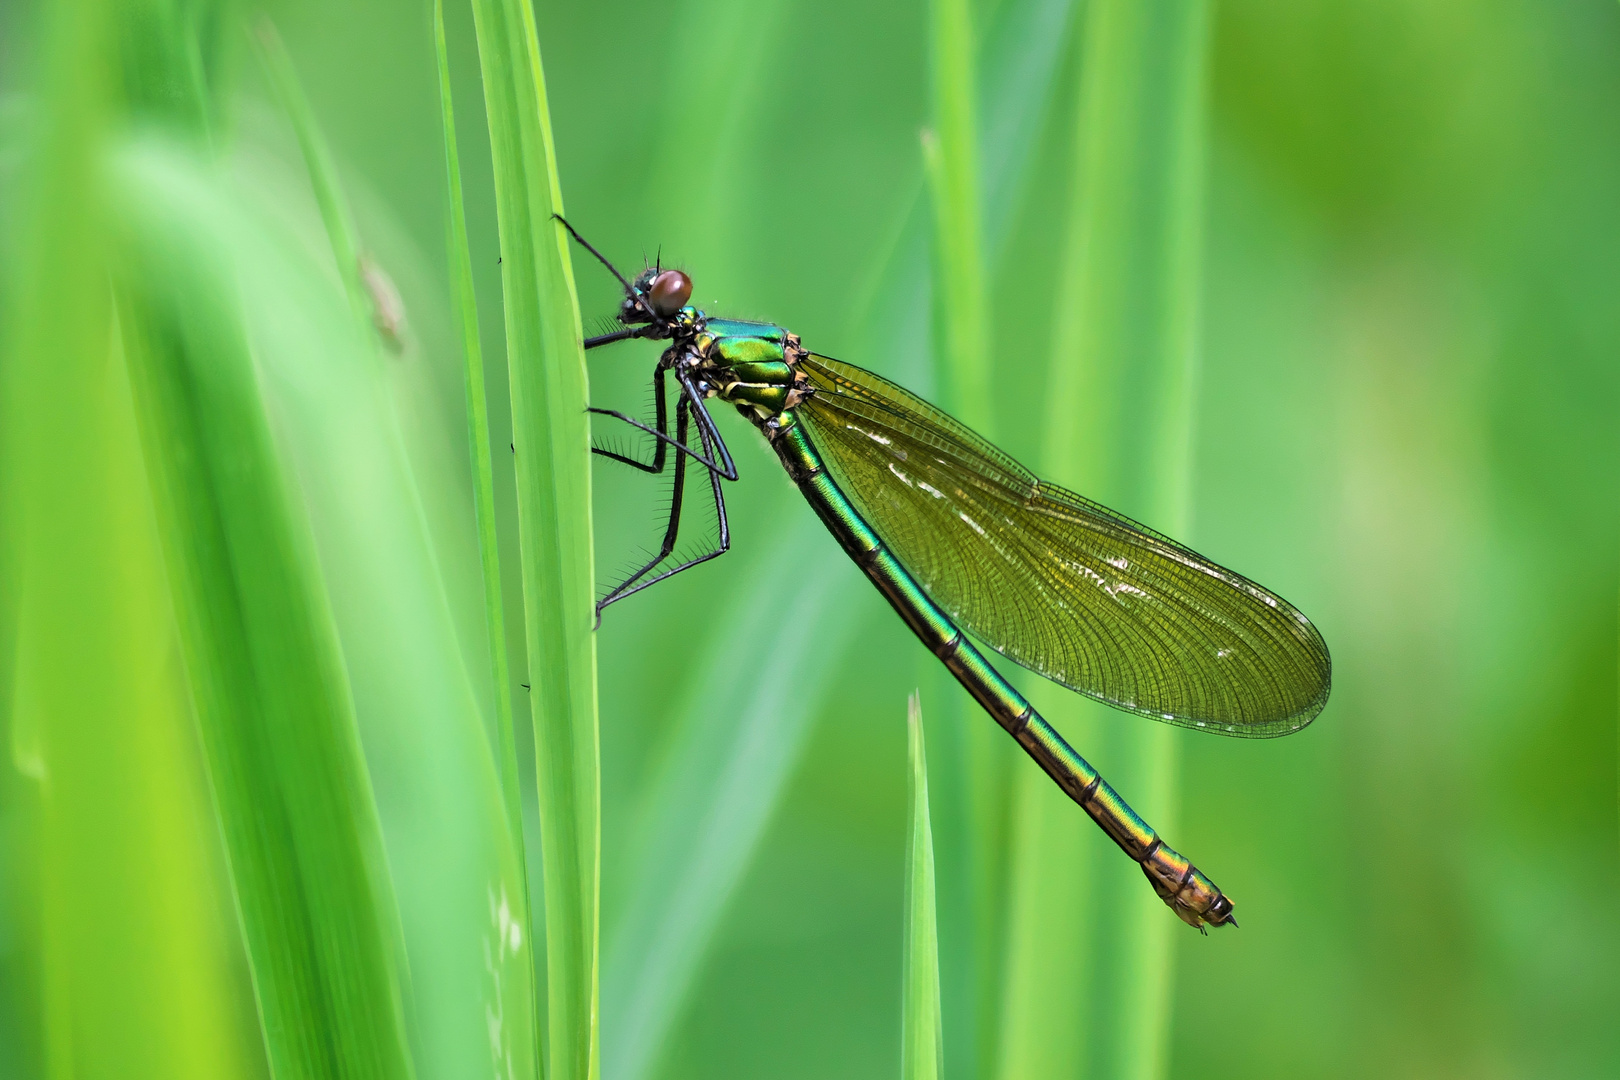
[797,353,1330,736]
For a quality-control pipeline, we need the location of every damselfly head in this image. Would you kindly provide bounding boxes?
[620,267,692,325]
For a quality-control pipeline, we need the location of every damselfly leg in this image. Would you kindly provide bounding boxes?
[564,216,738,619]
[593,384,731,620]
[585,367,737,478]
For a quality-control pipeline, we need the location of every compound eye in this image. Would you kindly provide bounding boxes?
[647,269,692,319]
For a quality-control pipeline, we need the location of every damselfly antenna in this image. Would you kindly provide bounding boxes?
[554,214,636,297]
[556,215,691,329]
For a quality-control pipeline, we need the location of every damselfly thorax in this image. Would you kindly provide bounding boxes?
[661,314,815,424]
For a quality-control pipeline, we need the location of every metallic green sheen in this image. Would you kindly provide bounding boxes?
[938,637,1028,733]
[705,318,788,343]
[725,384,792,412]
[866,548,958,652]
[802,470,884,560]
[704,320,788,367]
[794,352,1329,736]
[724,360,796,383]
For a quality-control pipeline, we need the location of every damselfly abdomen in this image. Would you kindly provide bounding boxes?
[564,218,1331,930]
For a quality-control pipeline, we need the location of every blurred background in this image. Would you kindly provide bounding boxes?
[2,0,1618,1078]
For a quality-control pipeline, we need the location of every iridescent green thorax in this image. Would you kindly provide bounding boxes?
[666,311,812,423]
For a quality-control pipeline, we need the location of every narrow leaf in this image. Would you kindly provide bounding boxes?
[251,21,372,342]
[465,3,601,1079]
[923,0,992,432]
[923,6,1010,1079]
[904,692,945,1080]
[603,529,866,1080]
[433,0,532,960]
[117,152,417,1080]
[250,20,540,1080]
[0,9,266,1080]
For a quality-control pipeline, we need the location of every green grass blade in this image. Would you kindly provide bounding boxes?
[433,0,531,978]
[903,693,945,1080]
[251,21,373,343]
[0,9,264,1080]
[432,3,541,1072]
[116,151,417,1080]
[465,3,600,1079]
[922,5,1012,1079]
[15,9,418,1080]
[923,0,991,433]
[206,140,539,1080]
[603,527,867,1080]
[248,23,541,1080]
[978,0,1080,255]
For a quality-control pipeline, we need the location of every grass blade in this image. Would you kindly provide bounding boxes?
[923,0,991,432]
[903,693,945,1080]
[922,4,1012,1078]
[432,3,542,1073]
[117,148,417,1080]
[978,0,1080,257]
[603,527,866,1080]
[0,9,264,1080]
[435,0,523,880]
[250,22,541,1080]
[251,21,373,343]
[465,3,600,1079]
[433,0,535,1025]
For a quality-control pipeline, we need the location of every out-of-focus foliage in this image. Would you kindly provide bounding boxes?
[1,0,1616,1079]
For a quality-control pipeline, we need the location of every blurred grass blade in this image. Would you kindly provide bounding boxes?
[433,0,530,959]
[212,143,539,1080]
[116,147,417,1080]
[999,3,1213,1080]
[433,2,541,1071]
[466,3,601,1079]
[251,22,541,1080]
[903,693,945,1080]
[978,0,1079,256]
[596,9,1068,1071]
[603,529,865,1080]
[251,21,373,342]
[0,7,264,1080]
[923,0,990,431]
[923,3,1011,1078]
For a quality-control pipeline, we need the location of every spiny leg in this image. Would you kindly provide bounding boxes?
[595,368,739,481]
[674,368,738,480]
[591,407,737,476]
[596,395,732,619]
[596,395,695,617]
[590,364,669,474]
[589,364,738,477]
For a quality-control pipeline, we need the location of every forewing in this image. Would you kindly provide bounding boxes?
[798,354,1330,735]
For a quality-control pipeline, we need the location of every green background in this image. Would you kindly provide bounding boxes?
[2,0,1617,1077]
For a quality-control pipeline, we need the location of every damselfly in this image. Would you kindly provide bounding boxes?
[563,219,1331,930]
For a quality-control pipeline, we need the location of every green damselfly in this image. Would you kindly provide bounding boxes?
[564,219,1331,930]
